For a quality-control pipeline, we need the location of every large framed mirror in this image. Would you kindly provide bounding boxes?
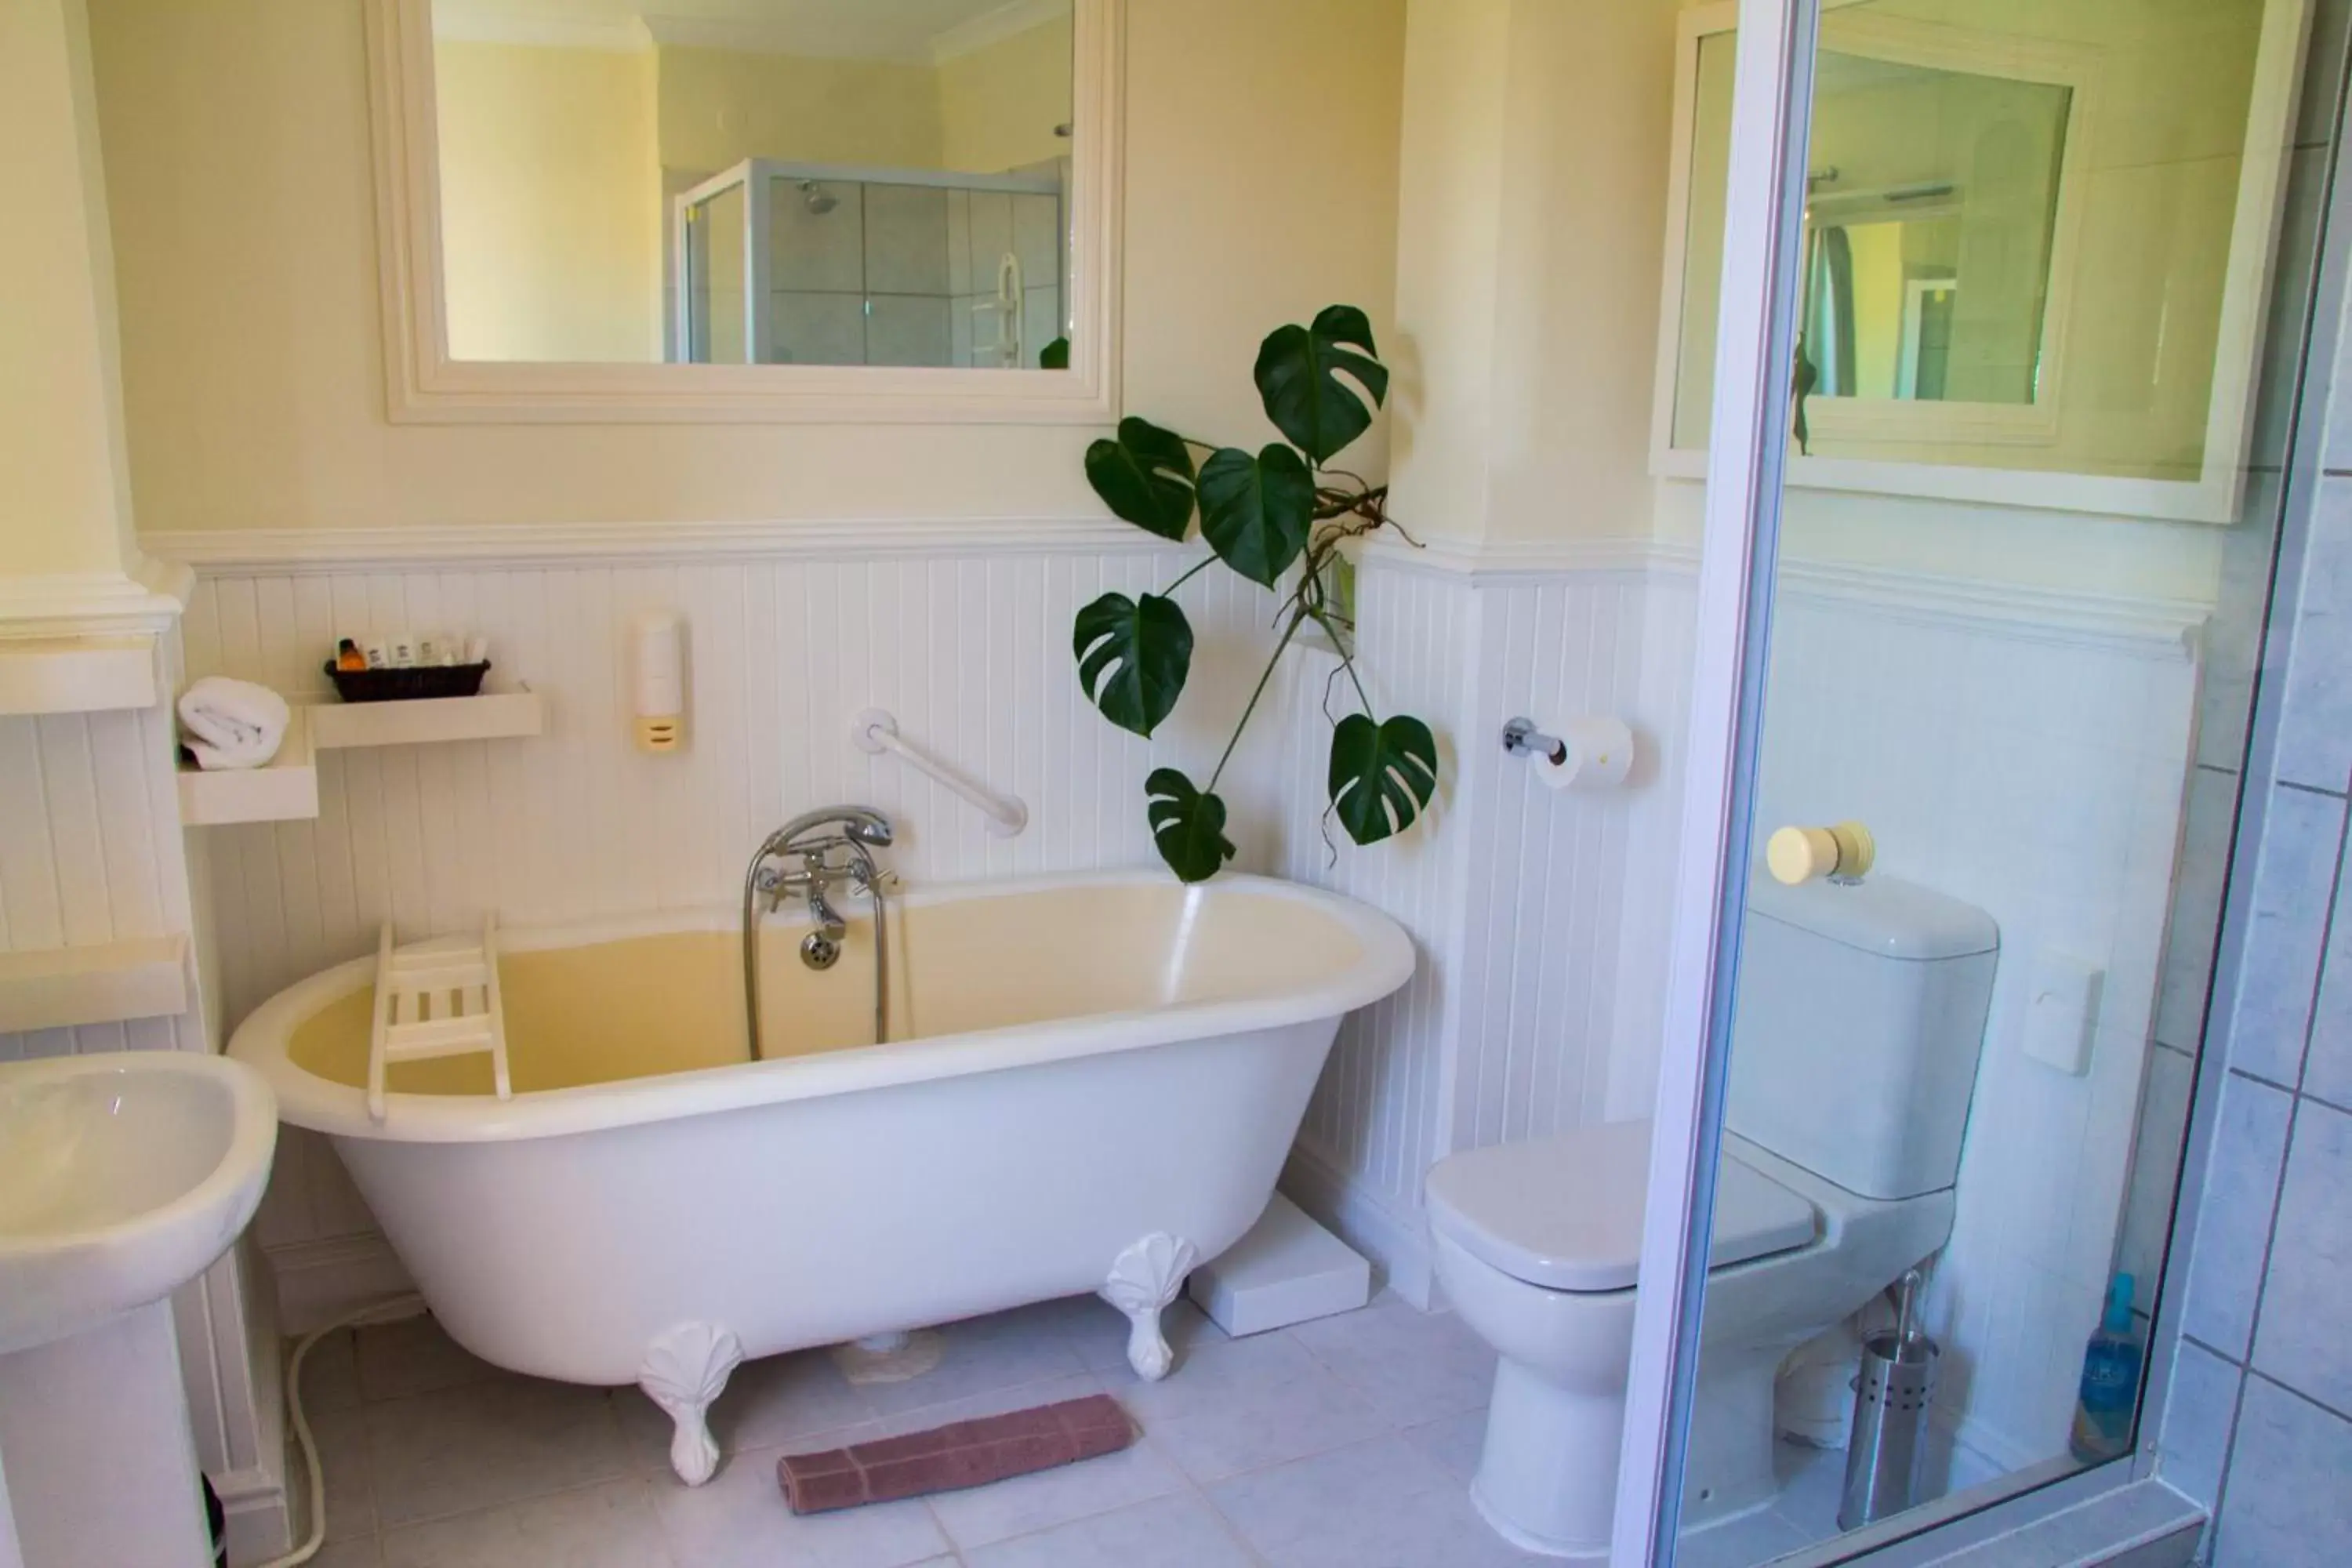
[366,0,1121,423]
[1652,0,2310,521]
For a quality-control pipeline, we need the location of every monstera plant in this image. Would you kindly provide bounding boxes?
[1074,305,1439,882]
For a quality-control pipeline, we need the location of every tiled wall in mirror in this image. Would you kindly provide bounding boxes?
[430,0,1074,368]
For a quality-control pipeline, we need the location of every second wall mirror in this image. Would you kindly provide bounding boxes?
[1653,0,2309,522]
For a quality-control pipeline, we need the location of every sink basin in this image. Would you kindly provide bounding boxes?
[0,1052,277,1356]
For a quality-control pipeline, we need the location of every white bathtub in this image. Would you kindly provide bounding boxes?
[229,870,1412,1483]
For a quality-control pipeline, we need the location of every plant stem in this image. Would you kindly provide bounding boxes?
[1207,607,1308,792]
[1308,608,1374,713]
[1162,556,1214,597]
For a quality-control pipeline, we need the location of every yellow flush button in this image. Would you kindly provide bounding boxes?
[1766,820,1875,885]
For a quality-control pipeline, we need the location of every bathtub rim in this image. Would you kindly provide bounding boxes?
[227,869,1414,1145]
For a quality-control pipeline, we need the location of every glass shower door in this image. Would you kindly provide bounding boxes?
[677,166,758,365]
[1617,0,2326,1561]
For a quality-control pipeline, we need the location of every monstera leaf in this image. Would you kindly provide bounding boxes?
[1254,306,1391,465]
[1197,445,1314,589]
[1040,336,1070,370]
[1328,713,1439,846]
[1145,768,1236,883]
[1074,592,1192,738]
[1083,417,1196,540]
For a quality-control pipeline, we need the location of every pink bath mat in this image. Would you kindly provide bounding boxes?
[776,1392,1136,1514]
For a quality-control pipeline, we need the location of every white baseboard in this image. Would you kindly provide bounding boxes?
[267,1232,415,1336]
[216,1457,291,1568]
[1279,1142,1436,1310]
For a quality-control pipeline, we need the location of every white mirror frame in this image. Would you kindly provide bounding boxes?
[1650,0,2313,524]
[364,0,1123,425]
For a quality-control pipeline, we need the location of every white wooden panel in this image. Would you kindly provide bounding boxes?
[306,691,544,750]
[0,637,158,715]
[0,702,206,1062]
[0,935,191,1033]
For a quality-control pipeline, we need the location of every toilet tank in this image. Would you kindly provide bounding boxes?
[1726,875,1997,1200]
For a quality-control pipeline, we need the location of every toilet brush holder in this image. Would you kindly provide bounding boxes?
[1838,1327,1939,1530]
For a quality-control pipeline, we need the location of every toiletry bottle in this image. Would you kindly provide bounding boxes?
[2069,1273,2143,1463]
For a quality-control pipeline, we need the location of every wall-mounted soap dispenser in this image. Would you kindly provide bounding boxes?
[632,611,687,753]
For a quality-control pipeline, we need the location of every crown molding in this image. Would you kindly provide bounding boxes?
[141,516,1174,575]
[430,5,651,53]
[0,559,189,640]
[931,0,1071,64]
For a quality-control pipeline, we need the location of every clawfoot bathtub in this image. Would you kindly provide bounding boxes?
[230,871,1413,1483]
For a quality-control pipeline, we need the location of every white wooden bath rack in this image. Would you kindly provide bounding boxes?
[852,707,1028,837]
[366,916,511,1123]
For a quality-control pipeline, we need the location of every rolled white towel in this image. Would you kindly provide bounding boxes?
[179,677,291,771]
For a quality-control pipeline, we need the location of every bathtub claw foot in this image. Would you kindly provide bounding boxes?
[1100,1233,1199,1381]
[639,1323,744,1486]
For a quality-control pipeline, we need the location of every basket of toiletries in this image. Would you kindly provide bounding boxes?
[325,633,492,702]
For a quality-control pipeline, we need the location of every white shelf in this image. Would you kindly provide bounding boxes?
[0,636,158,716]
[307,690,545,750]
[0,935,191,1033]
[176,691,546,827]
[180,710,318,826]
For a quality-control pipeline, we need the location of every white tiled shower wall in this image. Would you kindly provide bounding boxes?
[180,535,2205,1474]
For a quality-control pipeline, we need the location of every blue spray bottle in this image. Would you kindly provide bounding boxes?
[2069,1273,2143,1463]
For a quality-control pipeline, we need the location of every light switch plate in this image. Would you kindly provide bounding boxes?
[2022,949,2103,1076]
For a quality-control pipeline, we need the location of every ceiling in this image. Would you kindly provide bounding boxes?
[431,0,1064,63]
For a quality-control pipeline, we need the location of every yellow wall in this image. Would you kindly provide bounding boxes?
[2,0,138,579]
[939,16,1076,174]
[655,45,942,174]
[1387,0,1682,548]
[434,40,661,363]
[87,0,1404,536]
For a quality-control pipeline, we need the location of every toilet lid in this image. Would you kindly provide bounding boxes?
[1424,1120,1818,1292]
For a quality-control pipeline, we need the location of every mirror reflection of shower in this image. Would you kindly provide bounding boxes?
[672,158,1069,370]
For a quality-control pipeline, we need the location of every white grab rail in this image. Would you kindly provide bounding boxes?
[851,707,1028,838]
[366,916,511,1123]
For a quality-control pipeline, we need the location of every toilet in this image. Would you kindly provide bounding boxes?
[1426,875,1998,1559]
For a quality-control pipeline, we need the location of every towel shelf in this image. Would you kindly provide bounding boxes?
[177,691,547,826]
[179,709,319,826]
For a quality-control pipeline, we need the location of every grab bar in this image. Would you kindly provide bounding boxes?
[851,707,1028,837]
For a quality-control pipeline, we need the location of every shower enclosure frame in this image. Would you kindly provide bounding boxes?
[670,158,1068,370]
[1611,0,2339,1561]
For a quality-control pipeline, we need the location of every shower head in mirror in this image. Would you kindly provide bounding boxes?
[798,180,838,216]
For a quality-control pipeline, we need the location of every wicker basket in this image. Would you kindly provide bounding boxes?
[323,661,491,703]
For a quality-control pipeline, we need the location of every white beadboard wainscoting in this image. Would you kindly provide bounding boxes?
[1265,537,2209,1475]
[168,520,2211,1485]
[1270,547,1701,1307]
[1752,572,2207,1472]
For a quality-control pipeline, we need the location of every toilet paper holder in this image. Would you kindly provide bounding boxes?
[1500,717,1566,764]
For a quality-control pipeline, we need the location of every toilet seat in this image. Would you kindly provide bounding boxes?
[1425,1120,1818,1292]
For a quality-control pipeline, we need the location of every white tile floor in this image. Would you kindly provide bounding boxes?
[286,1293,1969,1568]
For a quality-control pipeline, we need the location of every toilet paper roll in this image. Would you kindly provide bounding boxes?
[1533,716,1635,792]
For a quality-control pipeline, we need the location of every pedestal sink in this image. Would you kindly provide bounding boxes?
[0,1052,278,1568]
